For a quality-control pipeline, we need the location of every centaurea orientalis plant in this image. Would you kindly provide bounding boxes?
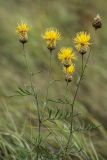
[15,14,102,159]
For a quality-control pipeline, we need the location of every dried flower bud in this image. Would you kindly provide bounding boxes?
[19,33,28,44]
[92,14,102,29]
[65,75,72,82]
[79,46,87,55]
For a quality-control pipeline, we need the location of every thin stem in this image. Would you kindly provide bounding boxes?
[65,81,69,97]
[45,50,52,107]
[64,80,69,104]
[82,54,84,73]
[65,30,96,151]
[63,67,69,102]
[22,44,41,146]
[22,44,33,138]
[65,60,83,151]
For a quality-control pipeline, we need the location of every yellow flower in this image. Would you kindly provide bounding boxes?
[16,22,29,44]
[73,31,91,52]
[64,64,75,75]
[16,22,29,34]
[58,47,76,66]
[42,28,61,50]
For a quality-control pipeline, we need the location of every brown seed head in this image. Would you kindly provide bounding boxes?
[92,14,102,29]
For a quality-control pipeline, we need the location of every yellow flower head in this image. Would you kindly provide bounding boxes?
[73,31,91,51]
[16,22,29,44]
[16,22,29,34]
[42,28,61,50]
[58,47,76,66]
[64,64,75,75]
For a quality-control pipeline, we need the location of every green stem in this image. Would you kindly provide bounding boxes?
[22,44,41,148]
[82,53,84,73]
[65,29,96,152]
[64,80,69,104]
[65,47,92,152]
[45,50,52,107]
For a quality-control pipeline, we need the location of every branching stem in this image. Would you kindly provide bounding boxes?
[65,29,96,152]
[22,44,41,159]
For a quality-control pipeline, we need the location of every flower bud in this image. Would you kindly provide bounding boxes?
[65,75,72,82]
[19,33,28,44]
[47,41,56,51]
[47,45,55,51]
[79,46,87,55]
[92,14,102,30]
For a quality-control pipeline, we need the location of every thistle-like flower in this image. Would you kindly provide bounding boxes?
[64,64,75,82]
[58,47,76,67]
[42,28,61,51]
[16,22,29,44]
[73,32,91,54]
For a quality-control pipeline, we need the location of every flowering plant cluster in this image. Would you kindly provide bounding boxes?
[15,15,102,159]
